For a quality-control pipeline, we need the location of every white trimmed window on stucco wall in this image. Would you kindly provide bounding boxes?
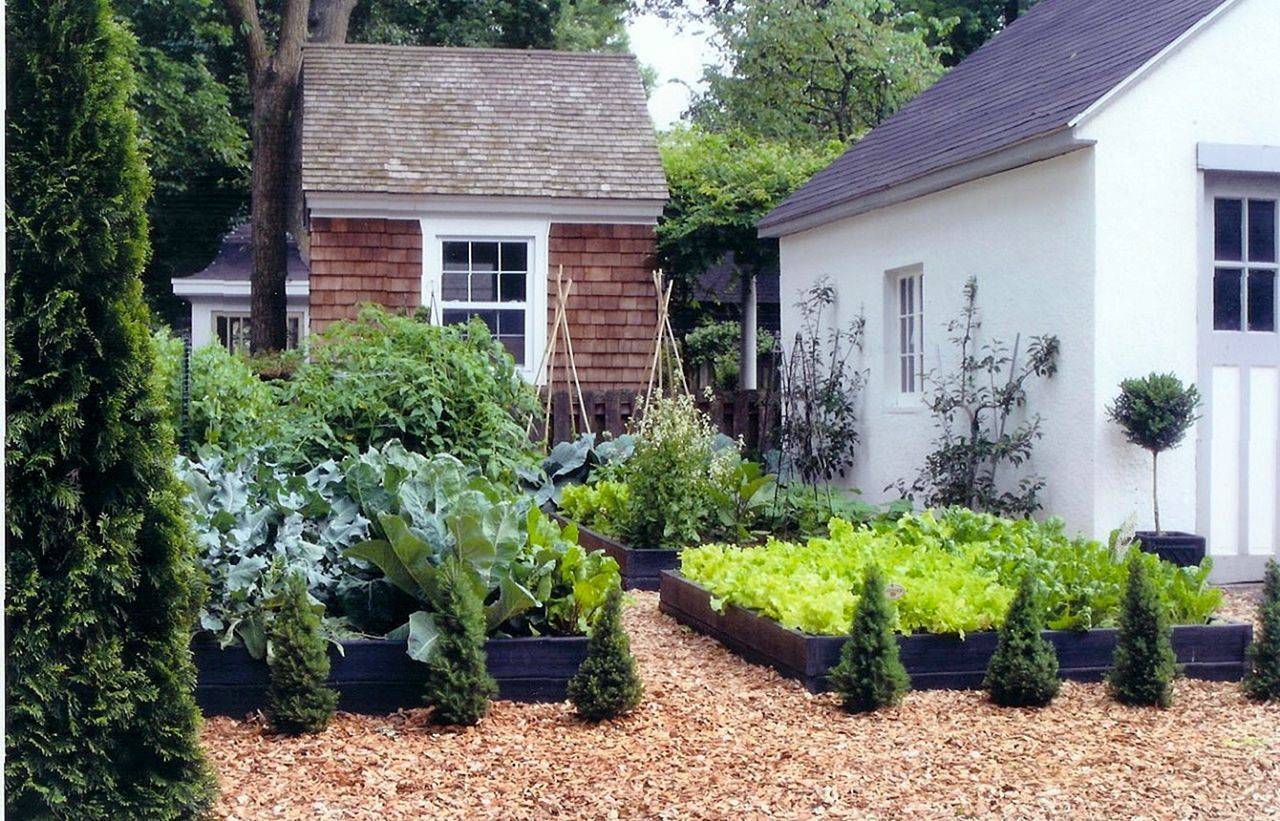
[885,265,925,401]
[419,217,550,383]
[213,311,305,354]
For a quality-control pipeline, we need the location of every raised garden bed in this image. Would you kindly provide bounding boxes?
[194,636,587,715]
[560,516,679,591]
[659,571,1253,692]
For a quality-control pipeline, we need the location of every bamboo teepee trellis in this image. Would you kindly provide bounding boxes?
[643,269,690,403]
[530,265,591,446]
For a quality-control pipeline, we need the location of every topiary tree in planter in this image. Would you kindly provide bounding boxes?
[266,572,339,734]
[983,573,1060,707]
[1243,559,1280,702]
[1108,555,1177,707]
[6,0,214,814]
[828,566,910,713]
[1107,373,1201,563]
[423,558,498,726]
[567,585,644,720]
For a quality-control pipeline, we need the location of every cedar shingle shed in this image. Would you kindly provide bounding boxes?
[301,45,668,202]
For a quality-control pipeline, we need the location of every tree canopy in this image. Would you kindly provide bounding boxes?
[688,0,949,143]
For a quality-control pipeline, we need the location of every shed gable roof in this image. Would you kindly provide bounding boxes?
[301,45,668,202]
[759,0,1233,235]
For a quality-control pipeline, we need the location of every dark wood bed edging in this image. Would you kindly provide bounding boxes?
[556,516,679,591]
[658,571,1254,693]
[193,635,588,715]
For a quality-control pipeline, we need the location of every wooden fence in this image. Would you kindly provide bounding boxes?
[539,387,780,452]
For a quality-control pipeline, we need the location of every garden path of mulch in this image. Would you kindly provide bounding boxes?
[204,588,1279,820]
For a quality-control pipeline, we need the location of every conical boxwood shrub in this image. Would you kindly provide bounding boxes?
[983,573,1060,707]
[567,585,644,720]
[828,566,910,713]
[5,0,214,815]
[1108,555,1176,707]
[423,559,498,725]
[267,572,339,734]
[1243,559,1280,702]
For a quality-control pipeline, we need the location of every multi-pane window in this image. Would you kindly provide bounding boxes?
[896,271,924,393]
[440,239,529,363]
[1213,197,1277,332]
[214,313,302,354]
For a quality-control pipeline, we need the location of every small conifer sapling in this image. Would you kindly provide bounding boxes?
[266,572,339,734]
[423,559,498,725]
[567,585,644,720]
[1108,555,1176,707]
[983,573,1060,707]
[1243,559,1280,702]
[828,565,910,712]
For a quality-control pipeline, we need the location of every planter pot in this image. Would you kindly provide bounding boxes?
[558,516,680,591]
[193,635,587,716]
[658,571,1252,693]
[1136,531,1206,567]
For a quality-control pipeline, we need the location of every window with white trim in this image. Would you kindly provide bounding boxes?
[1213,196,1277,332]
[894,269,924,393]
[439,239,530,364]
[214,312,303,354]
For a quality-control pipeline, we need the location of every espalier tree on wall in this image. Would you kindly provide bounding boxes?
[5,0,214,814]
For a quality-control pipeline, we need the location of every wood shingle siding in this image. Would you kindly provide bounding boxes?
[308,217,422,334]
[549,223,658,392]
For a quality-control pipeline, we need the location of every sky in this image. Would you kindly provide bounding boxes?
[625,13,716,130]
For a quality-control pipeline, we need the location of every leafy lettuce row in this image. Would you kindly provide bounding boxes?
[178,441,619,659]
[682,508,1221,637]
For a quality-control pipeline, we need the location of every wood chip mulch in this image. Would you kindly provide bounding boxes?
[204,590,1279,820]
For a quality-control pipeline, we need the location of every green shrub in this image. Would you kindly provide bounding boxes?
[983,573,1060,707]
[6,0,214,813]
[619,392,735,549]
[828,566,910,712]
[282,306,538,476]
[1107,373,1201,532]
[423,559,498,726]
[683,319,776,390]
[1243,559,1280,702]
[681,508,1221,637]
[267,572,339,734]
[1108,555,1177,707]
[567,586,644,720]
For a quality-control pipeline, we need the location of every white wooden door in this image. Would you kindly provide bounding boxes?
[1198,177,1280,582]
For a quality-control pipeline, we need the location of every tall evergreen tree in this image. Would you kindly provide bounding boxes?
[267,572,340,733]
[567,585,644,720]
[1108,555,1177,707]
[828,565,910,712]
[1243,559,1280,702]
[5,0,215,815]
[423,559,498,726]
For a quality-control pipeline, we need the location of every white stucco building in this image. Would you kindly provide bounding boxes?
[759,0,1279,582]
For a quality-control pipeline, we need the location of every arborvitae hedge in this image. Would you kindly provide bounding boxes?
[1243,559,1280,702]
[983,573,1060,707]
[828,566,910,713]
[423,559,498,725]
[267,573,339,733]
[568,585,644,720]
[5,0,214,814]
[1108,555,1176,707]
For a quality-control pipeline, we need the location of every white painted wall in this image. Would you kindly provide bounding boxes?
[1075,0,1280,542]
[777,149,1097,532]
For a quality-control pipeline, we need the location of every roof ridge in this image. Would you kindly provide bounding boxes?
[302,43,638,60]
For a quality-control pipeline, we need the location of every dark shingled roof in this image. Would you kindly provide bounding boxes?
[186,223,308,282]
[759,0,1231,234]
[301,45,668,201]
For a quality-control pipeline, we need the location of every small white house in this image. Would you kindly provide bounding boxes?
[759,0,1279,582]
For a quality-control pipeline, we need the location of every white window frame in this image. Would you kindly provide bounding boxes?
[212,310,305,354]
[885,265,925,400]
[420,217,549,382]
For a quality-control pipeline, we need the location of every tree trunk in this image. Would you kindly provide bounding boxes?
[250,80,294,353]
[1152,451,1161,534]
[1003,0,1021,26]
[309,0,358,41]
